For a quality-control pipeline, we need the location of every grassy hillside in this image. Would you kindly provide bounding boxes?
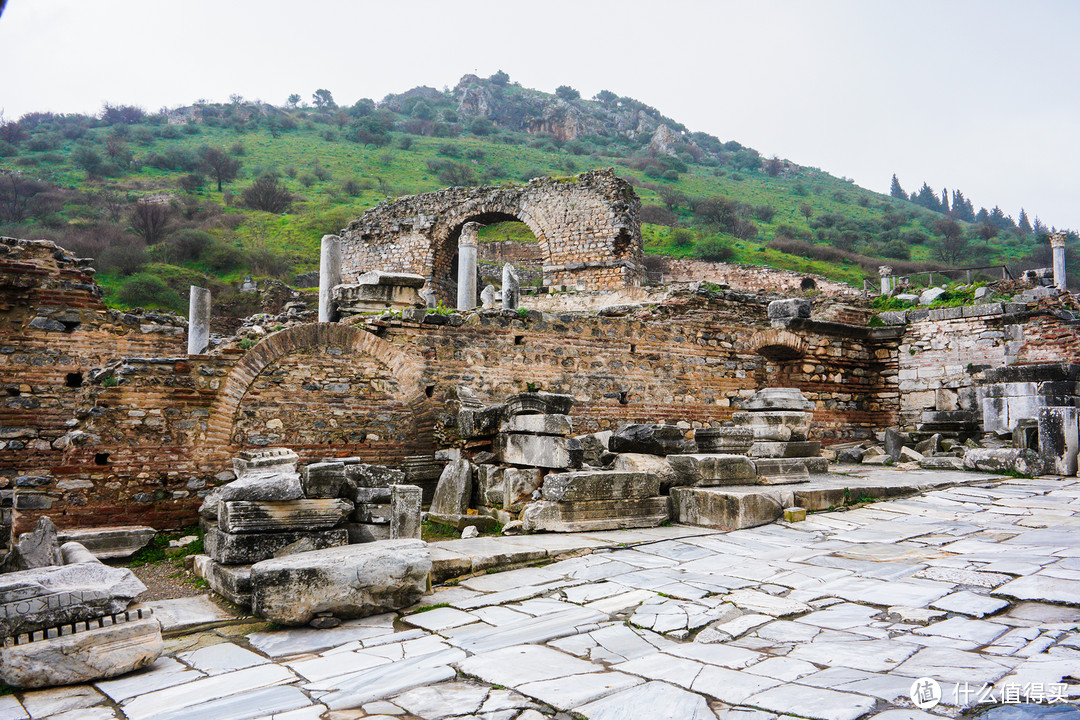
[0,84,1064,313]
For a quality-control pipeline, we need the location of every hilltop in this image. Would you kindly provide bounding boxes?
[0,72,1072,313]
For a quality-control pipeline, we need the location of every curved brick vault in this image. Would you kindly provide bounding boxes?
[338,168,644,302]
[205,323,430,450]
[747,328,809,360]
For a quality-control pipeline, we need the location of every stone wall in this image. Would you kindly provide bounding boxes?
[339,169,644,301]
[664,258,862,299]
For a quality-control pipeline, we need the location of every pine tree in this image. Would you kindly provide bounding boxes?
[912,183,942,212]
[941,188,950,215]
[1018,209,1032,235]
[950,190,975,222]
[889,174,907,200]
[1033,217,1048,235]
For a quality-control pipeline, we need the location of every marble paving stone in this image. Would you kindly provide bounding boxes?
[459,566,562,592]
[95,657,202,703]
[913,617,1009,645]
[629,596,723,635]
[402,606,478,631]
[251,705,326,720]
[913,566,1012,588]
[787,639,919,672]
[18,686,104,719]
[121,664,298,720]
[550,623,667,664]
[892,646,1015,684]
[518,671,642,709]
[930,590,1010,618]
[562,580,627,604]
[442,607,606,653]
[790,602,880,630]
[177,641,270,675]
[755,619,822,643]
[867,711,952,720]
[797,666,877,689]
[839,673,920,703]
[583,589,656,615]
[146,595,239,634]
[807,577,953,607]
[469,605,531,627]
[993,574,1080,605]
[689,664,783,704]
[363,636,456,663]
[315,652,462,709]
[43,708,118,720]
[391,681,490,719]
[457,645,596,687]
[744,683,876,720]
[633,540,716,562]
[451,581,568,610]
[665,640,763,669]
[0,696,27,720]
[286,650,391,683]
[613,651,705,689]
[574,680,715,720]
[724,588,812,617]
[696,613,773,642]
[246,617,396,657]
[747,656,820,681]
[155,685,313,720]
[479,687,540,714]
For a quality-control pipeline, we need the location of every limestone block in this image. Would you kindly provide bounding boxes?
[0,615,162,688]
[250,539,432,625]
[302,462,347,499]
[345,523,392,544]
[767,298,811,319]
[55,526,156,561]
[835,446,867,464]
[503,392,575,417]
[354,270,426,288]
[748,441,821,458]
[898,446,924,463]
[205,528,348,565]
[783,507,807,522]
[474,465,505,507]
[884,428,911,460]
[963,448,1043,476]
[194,556,252,607]
[669,486,789,531]
[351,503,391,524]
[345,464,406,490]
[219,460,303,506]
[503,467,544,511]
[521,497,669,532]
[693,427,754,454]
[1038,406,1080,476]
[919,287,948,305]
[666,454,757,487]
[540,470,659,502]
[740,388,814,411]
[753,458,812,484]
[730,411,811,442]
[577,431,614,466]
[497,433,583,469]
[458,405,505,439]
[611,453,678,491]
[8,517,62,571]
[609,424,690,456]
[480,284,498,309]
[429,459,472,516]
[390,485,422,540]
[218,499,353,534]
[919,456,964,471]
[500,414,572,436]
[0,563,146,637]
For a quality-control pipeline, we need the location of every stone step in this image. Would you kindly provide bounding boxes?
[730,411,812,441]
[540,471,659,502]
[666,454,757,487]
[749,441,821,459]
[521,497,669,532]
[205,528,348,565]
[193,555,252,608]
[219,499,353,534]
[753,458,814,484]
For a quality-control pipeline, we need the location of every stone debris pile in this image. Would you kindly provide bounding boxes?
[0,519,162,688]
[332,270,427,318]
[732,387,828,483]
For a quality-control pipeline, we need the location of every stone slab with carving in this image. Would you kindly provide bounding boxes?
[0,613,162,688]
[730,411,812,442]
[521,497,669,532]
[55,526,157,560]
[218,498,353,534]
[249,539,431,625]
[540,470,659,502]
[666,454,758,487]
[609,424,691,456]
[693,427,754,454]
[205,527,348,565]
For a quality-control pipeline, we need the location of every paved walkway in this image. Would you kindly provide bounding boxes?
[3,473,1080,720]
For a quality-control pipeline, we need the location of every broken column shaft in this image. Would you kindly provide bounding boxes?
[319,234,342,322]
[1051,232,1067,291]
[187,286,211,356]
[457,222,480,311]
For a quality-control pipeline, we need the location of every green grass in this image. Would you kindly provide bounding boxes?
[126,526,203,566]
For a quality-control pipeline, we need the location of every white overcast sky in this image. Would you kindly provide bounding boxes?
[1,0,1078,230]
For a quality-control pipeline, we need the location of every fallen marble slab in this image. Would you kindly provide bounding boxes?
[218,498,353,533]
[205,527,349,565]
[250,539,431,625]
[55,526,156,560]
[521,497,669,533]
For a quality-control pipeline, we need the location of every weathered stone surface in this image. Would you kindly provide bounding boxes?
[8,517,62,570]
[767,298,811,320]
[344,463,406,490]
[919,286,948,305]
[430,459,472,517]
[783,506,807,522]
[301,462,346,499]
[1038,406,1079,475]
[498,434,583,469]
[741,388,815,411]
[220,450,303,505]
[610,453,678,491]
[666,454,757,487]
[502,263,520,310]
[608,424,690,456]
[521,497,668,532]
[0,615,162,688]
[963,448,1043,476]
[670,486,786,530]
[919,456,964,471]
[693,427,754,454]
[459,405,505,439]
[55,526,156,561]
[754,458,816,483]
[354,270,427,288]
[503,392,575,417]
[503,467,544,511]
[577,431,614,466]
[474,465,505,507]
[731,411,812,442]
[884,428,910,461]
[835,446,867,464]
[500,414,572,437]
[205,528,348,565]
[0,562,146,637]
[390,484,422,540]
[540,471,658,502]
[749,440,821,458]
[193,556,252,607]
[218,499,353,534]
[480,284,498,309]
[332,280,424,315]
[250,539,431,625]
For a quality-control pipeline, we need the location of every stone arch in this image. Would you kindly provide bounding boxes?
[338,168,644,298]
[205,324,430,453]
[748,328,808,361]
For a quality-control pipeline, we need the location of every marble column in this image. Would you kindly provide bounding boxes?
[319,234,342,322]
[457,222,480,311]
[187,286,211,356]
[1051,233,1067,291]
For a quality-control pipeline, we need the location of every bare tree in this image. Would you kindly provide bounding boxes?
[241,176,293,213]
[129,202,173,244]
[198,146,241,191]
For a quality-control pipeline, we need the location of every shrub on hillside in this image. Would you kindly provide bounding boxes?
[164,229,212,264]
[696,238,735,262]
[99,243,148,275]
[205,242,245,272]
[118,273,183,311]
[426,158,475,187]
[242,176,293,213]
[640,204,676,225]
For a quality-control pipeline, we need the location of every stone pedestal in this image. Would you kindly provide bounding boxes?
[729,388,825,479]
[390,484,422,540]
[332,271,426,317]
[1051,232,1067,292]
[457,222,480,311]
[502,263,520,310]
[318,234,342,322]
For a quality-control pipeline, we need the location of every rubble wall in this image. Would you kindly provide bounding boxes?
[897,303,1080,426]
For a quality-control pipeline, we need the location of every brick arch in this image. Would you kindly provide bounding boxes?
[747,328,808,360]
[204,323,428,450]
[338,168,644,297]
